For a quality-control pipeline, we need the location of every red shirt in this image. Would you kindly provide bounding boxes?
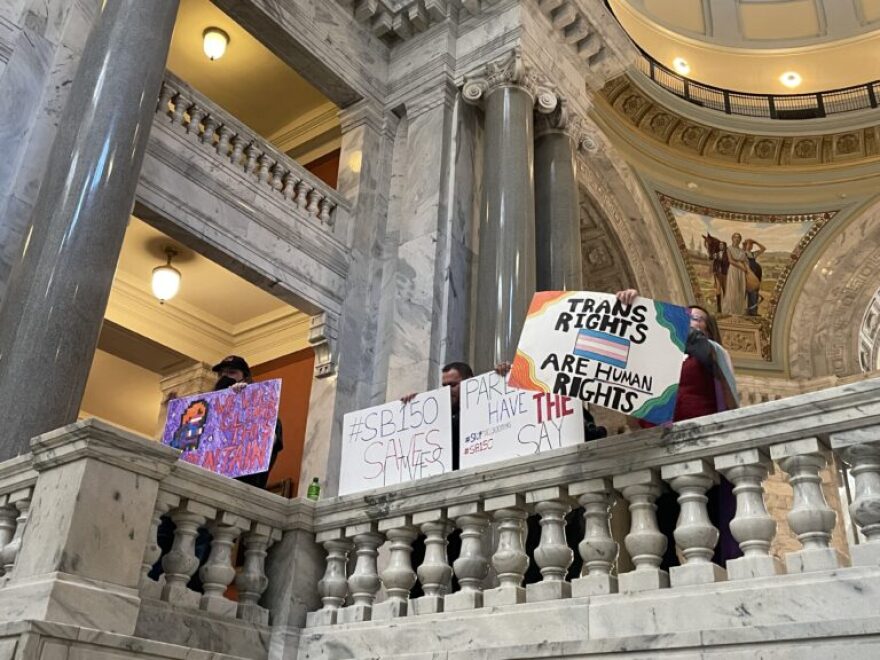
[639,355,717,428]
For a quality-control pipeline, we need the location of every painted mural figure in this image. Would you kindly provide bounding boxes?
[703,233,729,314]
[721,232,749,316]
[743,238,766,315]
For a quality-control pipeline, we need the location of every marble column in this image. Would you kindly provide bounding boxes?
[0,0,180,458]
[534,102,584,292]
[463,51,556,372]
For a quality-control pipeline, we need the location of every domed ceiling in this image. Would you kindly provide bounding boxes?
[610,0,880,92]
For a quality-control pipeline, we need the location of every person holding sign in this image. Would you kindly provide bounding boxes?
[617,290,739,567]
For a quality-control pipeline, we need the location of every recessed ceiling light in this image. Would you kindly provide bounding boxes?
[686,181,699,189]
[780,71,802,89]
[672,57,691,76]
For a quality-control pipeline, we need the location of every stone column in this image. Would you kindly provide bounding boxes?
[534,102,584,292]
[463,51,556,372]
[0,0,180,459]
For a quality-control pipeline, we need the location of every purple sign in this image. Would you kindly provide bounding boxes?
[161,379,282,479]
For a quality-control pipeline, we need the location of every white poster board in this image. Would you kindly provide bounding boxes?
[509,291,691,425]
[338,387,452,496]
[459,371,584,470]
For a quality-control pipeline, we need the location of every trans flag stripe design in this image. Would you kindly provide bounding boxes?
[573,328,630,369]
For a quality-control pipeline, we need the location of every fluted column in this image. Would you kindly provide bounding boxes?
[0,0,180,459]
[534,102,584,291]
[463,51,556,372]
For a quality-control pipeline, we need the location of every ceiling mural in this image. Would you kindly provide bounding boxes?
[658,194,836,362]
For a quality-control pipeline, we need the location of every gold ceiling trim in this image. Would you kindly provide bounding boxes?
[601,76,880,168]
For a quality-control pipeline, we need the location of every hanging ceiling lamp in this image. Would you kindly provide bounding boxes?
[151,247,181,304]
[203,27,230,61]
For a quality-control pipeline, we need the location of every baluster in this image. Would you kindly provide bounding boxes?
[0,490,31,581]
[294,180,310,208]
[244,143,260,174]
[270,163,285,191]
[412,510,453,615]
[139,491,179,598]
[0,502,17,577]
[171,93,190,128]
[216,125,234,157]
[201,115,219,147]
[306,188,321,215]
[199,513,245,617]
[373,517,418,620]
[526,487,574,602]
[338,524,383,623]
[446,503,489,612]
[307,529,352,626]
[661,460,726,586]
[281,173,298,201]
[832,428,880,566]
[157,83,175,118]
[161,501,213,608]
[257,154,273,185]
[186,103,205,137]
[715,448,782,579]
[771,437,843,572]
[484,494,529,606]
[319,198,335,226]
[570,478,619,596]
[614,470,669,592]
[235,523,277,624]
[230,134,248,166]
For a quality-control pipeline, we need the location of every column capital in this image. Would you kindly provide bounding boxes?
[461,50,558,114]
[535,99,602,154]
[309,312,339,378]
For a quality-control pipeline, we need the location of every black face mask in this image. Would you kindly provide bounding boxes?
[214,376,237,391]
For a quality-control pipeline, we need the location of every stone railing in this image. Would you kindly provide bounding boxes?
[157,72,347,234]
[2,380,880,658]
[297,377,880,656]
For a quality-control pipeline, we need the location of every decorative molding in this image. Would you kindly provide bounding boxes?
[859,287,880,372]
[268,102,341,155]
[461,50,558,111]
[336,0,491,44]
[309,312,339,378]
[600,75,880,169]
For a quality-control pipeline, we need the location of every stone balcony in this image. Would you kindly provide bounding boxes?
[1,379,880,659]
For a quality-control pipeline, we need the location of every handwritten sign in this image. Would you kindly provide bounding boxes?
[459,371,584,469]
[509,291,690,425]
[338,387,452,496]
[161,380,281,478]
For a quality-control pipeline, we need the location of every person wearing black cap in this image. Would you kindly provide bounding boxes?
[211,355,284,490]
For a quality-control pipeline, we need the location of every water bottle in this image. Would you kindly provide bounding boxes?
[306,477,321,501]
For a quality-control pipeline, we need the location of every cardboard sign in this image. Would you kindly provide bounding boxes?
[459,371,584,469]
[509,291,690,425]
[339,387,453,496]
[161,379,281,478]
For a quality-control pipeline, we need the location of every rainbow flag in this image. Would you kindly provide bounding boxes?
[573,329,630,369]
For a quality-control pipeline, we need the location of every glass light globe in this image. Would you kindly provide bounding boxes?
[203,28,229,61]
[151,264,181,303]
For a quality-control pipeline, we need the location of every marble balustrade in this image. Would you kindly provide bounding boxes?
[158,72,347,236]
[1,381,880,657]
[305,376,880,627]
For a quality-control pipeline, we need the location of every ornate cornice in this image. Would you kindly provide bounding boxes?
[600,76,880,169]
[461,50,558,113]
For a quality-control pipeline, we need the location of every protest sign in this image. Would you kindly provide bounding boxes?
[509,291,690,425]
[339,387,452,496]
[459,371,583,469]
[161,379,281,478]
